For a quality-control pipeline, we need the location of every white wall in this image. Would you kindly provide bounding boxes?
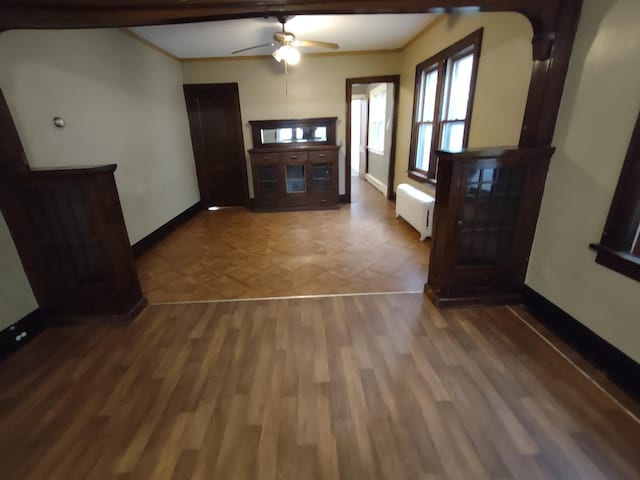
[0,214,38,330]
[366,82,395,190]
[182,53,400,196]
[0,28,199,329]
[527,0,640,363]
[0,29,199,244]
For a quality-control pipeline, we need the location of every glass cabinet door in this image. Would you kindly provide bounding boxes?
[456,166,526,266]
[285,164,306,193]
[310,163,333,192]
[256,165,279,193]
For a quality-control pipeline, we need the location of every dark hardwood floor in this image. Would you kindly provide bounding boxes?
[0,293,638,479]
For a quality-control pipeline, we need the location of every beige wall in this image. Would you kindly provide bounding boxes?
[0,28,199,329]
[0,214,38,330]
[366,82,395,189]
[182,52,400,196]
[0,29,199,244]
[527,0,640,363]
[394,12,533,197]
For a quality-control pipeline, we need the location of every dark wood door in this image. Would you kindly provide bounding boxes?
[184,83,248,207]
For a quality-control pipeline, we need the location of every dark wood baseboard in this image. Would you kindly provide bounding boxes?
[0,309,46,361]
[522,285,640,401]
[131,201,203,257]
[339,194,348,203]
[424,284,523,308]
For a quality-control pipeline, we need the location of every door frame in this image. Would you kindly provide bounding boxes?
[345,75,400,203]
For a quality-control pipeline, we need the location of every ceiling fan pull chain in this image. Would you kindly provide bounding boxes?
[285,61,289,96]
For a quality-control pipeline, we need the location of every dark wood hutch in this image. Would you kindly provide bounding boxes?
[249,117,340,211]
[426,146,555,306]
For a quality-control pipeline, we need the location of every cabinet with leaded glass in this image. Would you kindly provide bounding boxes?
[425,146,555,306]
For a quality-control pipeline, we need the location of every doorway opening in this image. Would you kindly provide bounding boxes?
[345,75,400,203]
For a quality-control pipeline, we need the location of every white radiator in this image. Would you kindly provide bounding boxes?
[395,183,435,241]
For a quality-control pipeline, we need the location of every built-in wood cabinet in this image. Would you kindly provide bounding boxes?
[249,118,339,211]
[425,146,555,306]
[0,165,146,319]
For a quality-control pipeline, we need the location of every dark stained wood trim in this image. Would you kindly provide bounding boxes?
[345,75,400,203]
[588,110,640,282]
[13,164,117,176]
[0,1,561,32]
[519,0,583,146]
[0,308,46,361]
[589,243,640,284]
[425,285,523,308]
[131,201,204,257]
[0,88,29,172]
[598,110,640,253]
[523,285,640,401]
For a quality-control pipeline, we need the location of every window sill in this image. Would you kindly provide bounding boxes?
[589,243,640,283]
[408,170,437,187]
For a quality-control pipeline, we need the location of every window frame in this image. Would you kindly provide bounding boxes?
[408,28,483,184]
[590,110,640,282]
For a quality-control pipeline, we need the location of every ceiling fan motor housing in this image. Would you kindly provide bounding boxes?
[274,32,296,45]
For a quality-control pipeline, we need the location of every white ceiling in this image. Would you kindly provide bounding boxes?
[128,14,438,59]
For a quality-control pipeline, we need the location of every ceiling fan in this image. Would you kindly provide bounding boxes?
[231,16,339,66]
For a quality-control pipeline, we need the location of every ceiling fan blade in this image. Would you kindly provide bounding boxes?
[231,42,274,55]
[293,39,340,50]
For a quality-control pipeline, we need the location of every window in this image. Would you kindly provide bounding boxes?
[408,29,483,183]
[590,110,640,281]
[368,84,387,153]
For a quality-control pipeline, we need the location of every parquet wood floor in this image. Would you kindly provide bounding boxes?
[1,293,638,479]
[136,178,429,302]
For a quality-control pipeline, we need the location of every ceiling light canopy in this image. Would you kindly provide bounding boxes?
[272,45,301,65]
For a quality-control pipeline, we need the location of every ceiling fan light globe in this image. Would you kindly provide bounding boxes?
[285,46,301,65]
[272,47,284,62]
